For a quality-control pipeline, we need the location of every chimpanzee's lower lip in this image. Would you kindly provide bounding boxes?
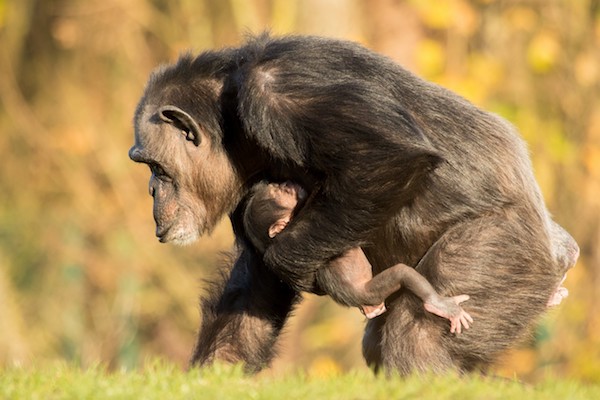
[156,225,172,242]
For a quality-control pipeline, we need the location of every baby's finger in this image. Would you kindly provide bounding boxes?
[454,319,462,334]
[460,315,470,330]
[465,312,474,324]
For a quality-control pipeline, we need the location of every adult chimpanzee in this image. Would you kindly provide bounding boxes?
[129,34,578,374]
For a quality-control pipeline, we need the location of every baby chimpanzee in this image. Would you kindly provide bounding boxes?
[243,181,473,333]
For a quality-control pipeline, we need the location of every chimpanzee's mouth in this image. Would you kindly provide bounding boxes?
[156,225,172,242]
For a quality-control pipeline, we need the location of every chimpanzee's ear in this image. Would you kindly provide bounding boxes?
[268,217,289,238]
[158,105,202,146]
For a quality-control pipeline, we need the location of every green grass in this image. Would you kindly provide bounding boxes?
[1,362,599,400]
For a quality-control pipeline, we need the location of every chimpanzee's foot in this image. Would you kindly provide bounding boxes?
[547,273,569,307]
[547,286,569,307]
[362,303,386,319]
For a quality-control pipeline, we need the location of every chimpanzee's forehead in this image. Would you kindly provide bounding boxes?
[134,102,158,127]
[133,104,163,138]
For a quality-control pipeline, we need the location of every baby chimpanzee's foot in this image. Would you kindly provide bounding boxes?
[361,303,386,319]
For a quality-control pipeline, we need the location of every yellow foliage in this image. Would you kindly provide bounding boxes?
[588,108,600,141]
[527,31,561,73]
[494,348,537,378]
[573,347,600,383]
[583,148,600,208]
[303,314,356,351]
[416,39,445,77]
[0,0,5,29]
[574,52,599,87]
[453,0,479,37]
[229,0,262,33]
[531,160,556,207]
[505,6,538,31]
[412,0,478,35]
[413,0,454,29]
[438,75,485,105]
[308,355,342,378]
[439,55,505,104]
[271,0,298,34]
[583,146,600,178]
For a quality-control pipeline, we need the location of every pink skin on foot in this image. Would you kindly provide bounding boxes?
[547,273,569,307]
[424,294,474,334]
[362,303,386,319]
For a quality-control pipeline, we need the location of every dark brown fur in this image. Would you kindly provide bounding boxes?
[129,34,578,374]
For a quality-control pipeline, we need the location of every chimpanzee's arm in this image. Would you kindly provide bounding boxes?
[190,247,300,372]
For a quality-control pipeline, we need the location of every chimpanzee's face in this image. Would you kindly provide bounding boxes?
[129,103,240,245]
[267,181,307,214]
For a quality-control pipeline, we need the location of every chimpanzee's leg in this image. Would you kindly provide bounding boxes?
[364,211,559,374]
[190,248,300,372]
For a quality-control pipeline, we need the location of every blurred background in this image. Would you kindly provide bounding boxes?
[0,0,598,383]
